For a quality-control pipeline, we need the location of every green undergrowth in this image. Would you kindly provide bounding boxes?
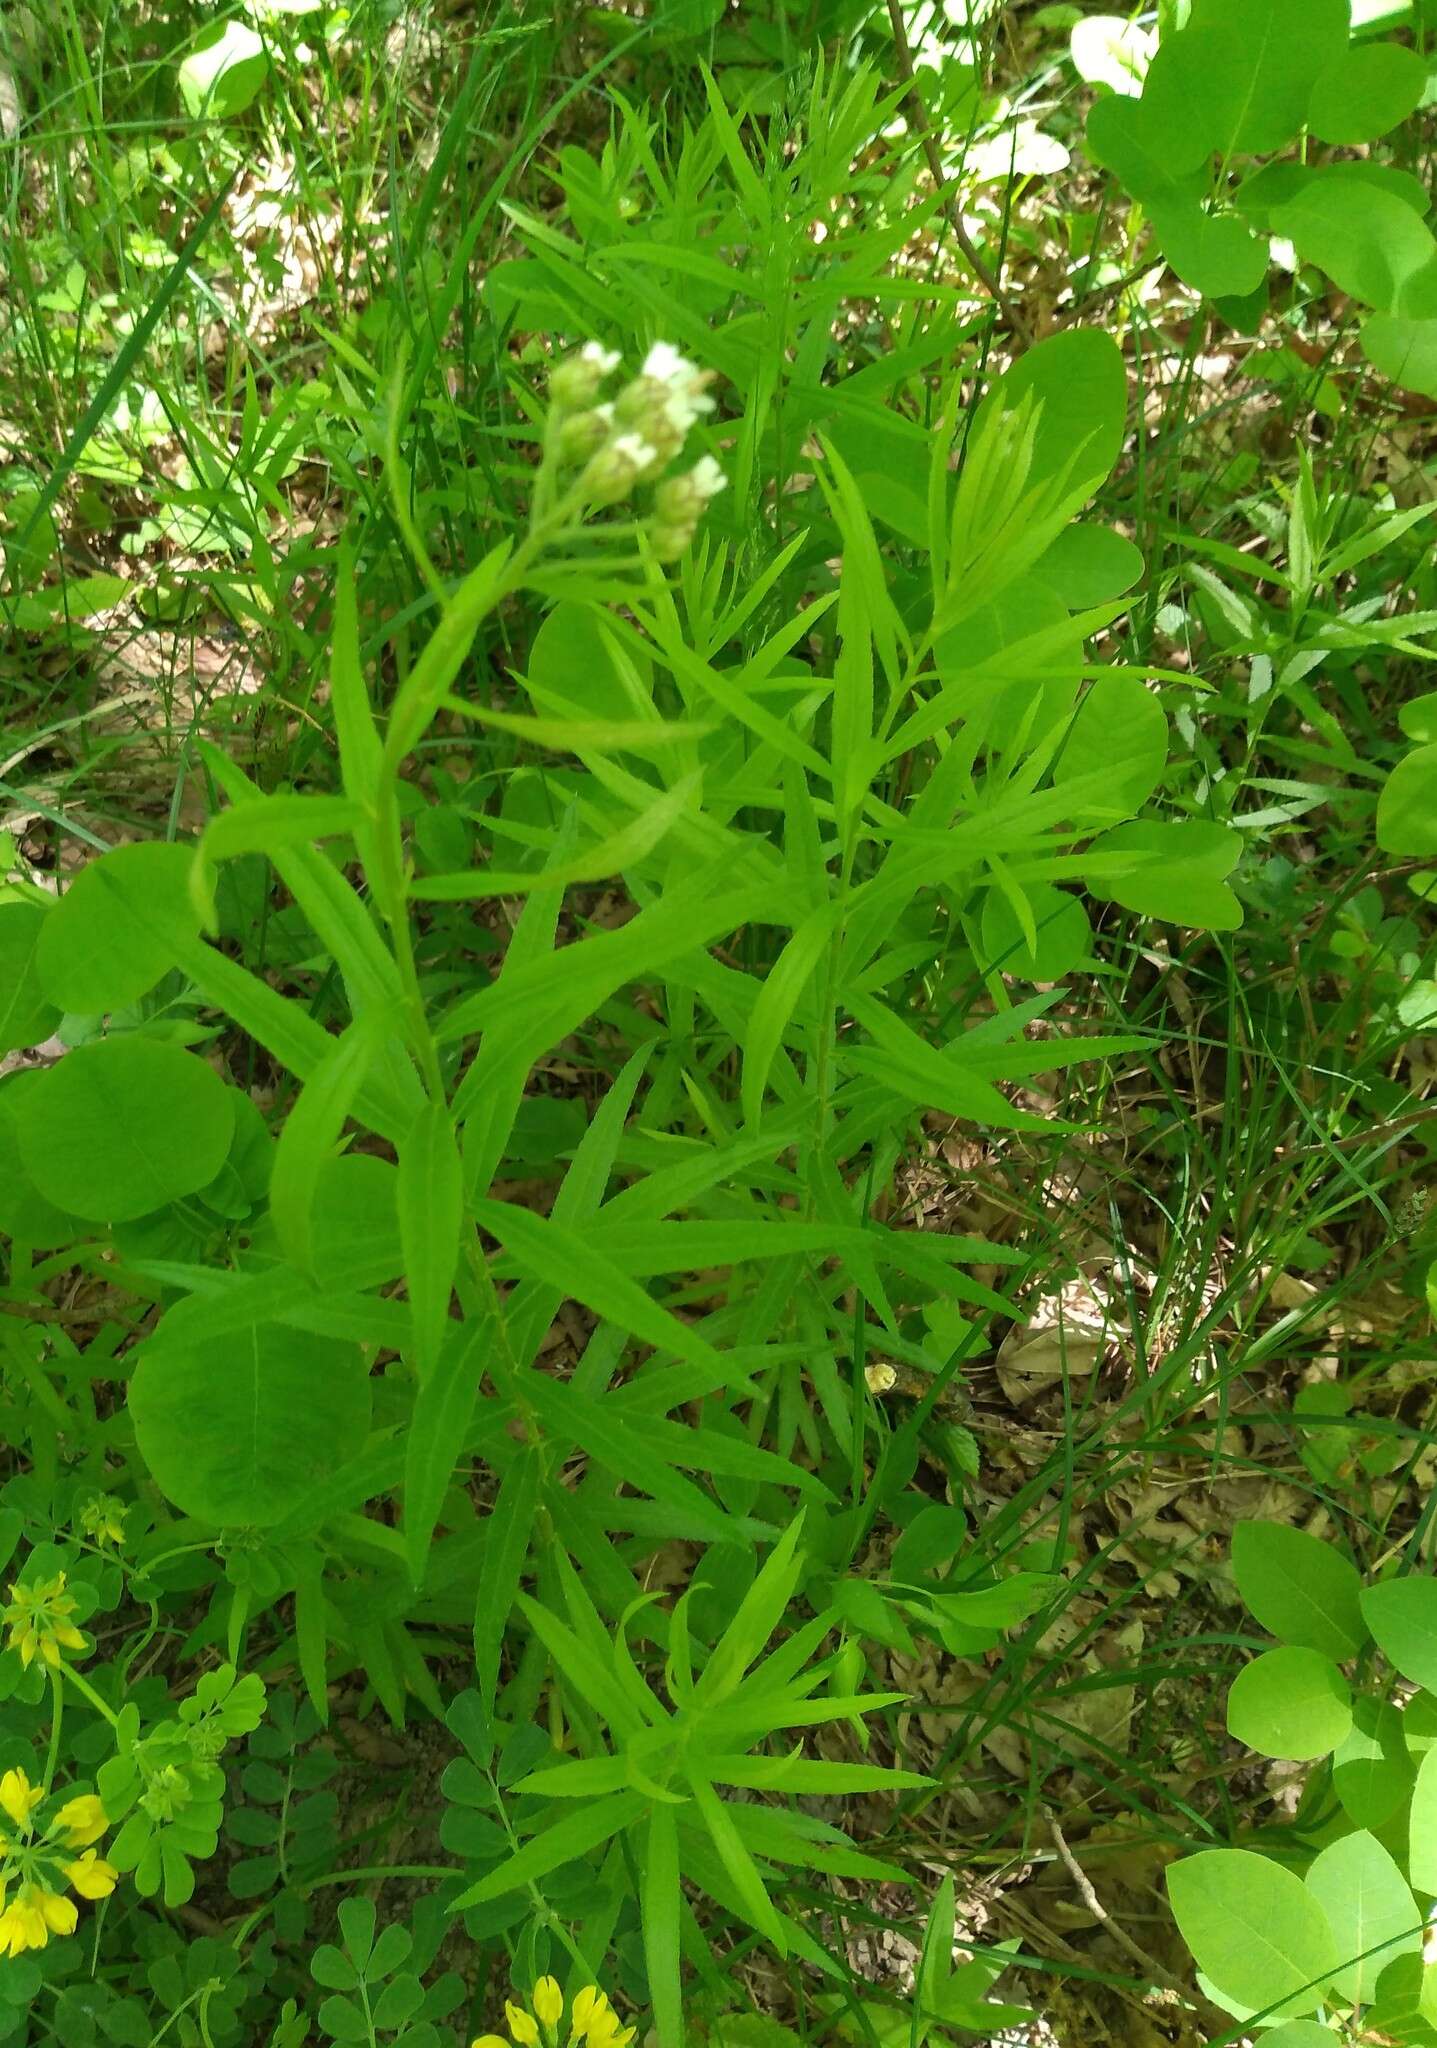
[0,4,1436,2047]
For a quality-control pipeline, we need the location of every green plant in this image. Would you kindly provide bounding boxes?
[1168,1521,1437,2034]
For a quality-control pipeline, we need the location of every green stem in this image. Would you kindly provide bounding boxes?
[42,1665,64,1793]
[58,1662,120,1729]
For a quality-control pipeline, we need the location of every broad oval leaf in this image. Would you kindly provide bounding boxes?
[130,1321,371,1527]
[1054,672,1167,819]
[1231,1519,1366,1659]
[18,1038,233,1222]
[1362,1575,1437,1692]
[1226,1646,1352,1760]
[1305,1829,1418,2003]
[1167,1849,1339,2018]
[0,903,60,1055]
[37,843,199,1014]
[1377,745,1437,857]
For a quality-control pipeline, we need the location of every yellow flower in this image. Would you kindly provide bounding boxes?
[63,1851,117,1901]
[49,1794,107,1849]
[473,1980,630,2048]
[570,1990,610,2041]
[534,1980,564,2030]
[3,1574,86,1669]
[0,1882,76,1955]
[0,1769,42,1831]
[80,1496,127,1549]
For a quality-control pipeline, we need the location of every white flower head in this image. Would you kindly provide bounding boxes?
[621,341,717,445]
[688,455,727,501]
[582,341,621,375]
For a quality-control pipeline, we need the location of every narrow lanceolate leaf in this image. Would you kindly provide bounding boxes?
[410,773,701,900]
[689,1778,787,1954]
[330,550,384,814]
[843,988,1061,1131]
[404,1320,489,1588]
[190,794,366,928]
[644,1805,684,2048]
[398,1099,464,1384]
[742,900,840,1129]
[438,699,715,754]
[449,1791,647,1908]
[290,1552,331,1725]
[270,1014,388,1276]
[471,1198,728,1381]
[473,1446,542,1716]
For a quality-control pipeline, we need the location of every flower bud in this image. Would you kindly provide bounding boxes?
[556,402,613,464]
[549,340,620,410]
[580,431,658,505]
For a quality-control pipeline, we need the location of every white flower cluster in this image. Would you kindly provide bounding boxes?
[546,339,725,553]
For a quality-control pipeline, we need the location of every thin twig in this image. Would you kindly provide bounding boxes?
[1046,1812,1188,1996]
[884,0,1031,346]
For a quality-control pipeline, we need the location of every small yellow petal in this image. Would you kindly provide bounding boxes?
[64,1852,117,1901]
[38,1888,77,1936]
[0,1770,40,1831]
[50,1795,107,1849]
[507,2004,540,2047]
[471,2037,510,2048]
[533,1980,563,2029]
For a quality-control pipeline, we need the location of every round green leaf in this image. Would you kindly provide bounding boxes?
[1362,1575,1437,1692]
[999,328,1126,498]
[1085,820,1243,930]
[1305,1829,1418,2003]
[1034,523,1144,607]
[1377,744,1437,856]
[17,1038,233,1222]
[1309,41,1425,145]
[178,21,268,119]
[1406,1743,1437,1893]
[1167,1849,1339,2019]
[1231,1519,1366,1659]
[1363,315,1437,401]
[0,1073,82,1249]
[0,904,61,1055]
[1227,1646,1352,1759]
[129,1321,371,1527]
[1270,181,1437,316]
[1054,672,1167,818]
[37,843,200,1013]
[981,883,1091,982]
[1333,1698,1413,1829]
[1259,2025,1342,2048]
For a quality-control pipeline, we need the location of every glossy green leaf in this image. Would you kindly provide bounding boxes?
[1055,673,1167,818]
[1304,1829,1418,2002]
[1333,1698,1412,1828]
[1362,1574,1437,1691]
[178,19,267,118]
[130,1321,371,1526]
[37,843,198,1014]
[18,1038,232,1222]
[981,882,1091,982]
[1167,1849,1339,2018]
[1227,1646,1351,1759]
[1232,1519,1367,1658]
[998,328,1126,496]
[1270,181,1437,316]
[1085,819,1243,930]
[1377,745,1437,856]
[0,904,60,1054]
[1363,315,1437,400]
[1308,40,1425,143]
[1406,1744,1437,1893]
[1034,523,1143,606]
